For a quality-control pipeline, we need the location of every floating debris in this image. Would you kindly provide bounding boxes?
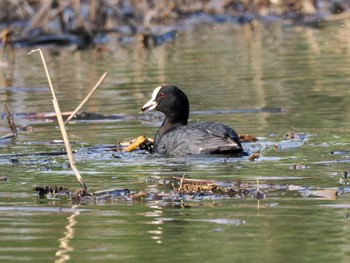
[338,171,349,185]
[156,176,251,199]
[248,153,260,161]
[116,136,154,153]
[32,176,251,204]
[123,136,147,152]
[285,131,295,140]
[239,134,258,142]
[330,151,349,155]
[290,163,308,170]
[32,174,346,204]
[33,185,71,198]
[302,189,338,200]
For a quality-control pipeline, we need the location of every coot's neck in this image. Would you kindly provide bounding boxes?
[153,86,190,148]
[155,107,189,143]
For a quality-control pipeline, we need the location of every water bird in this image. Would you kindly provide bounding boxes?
[141,85,243,156]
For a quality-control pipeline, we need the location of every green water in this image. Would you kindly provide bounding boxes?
[1,21,350,262]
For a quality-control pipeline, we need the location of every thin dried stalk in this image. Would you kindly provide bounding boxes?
[0,28,15,87]
[179,173,186,190]
[71,0,94,38]
[1,29,15,66]
[64,72,108,125]
[0,133,16,140]
[105,0,138,34]
[257,179,260,209]
[0,29,8,61]
[28,0,53,32]
[52,99,88,191]
[28,48,89,192]
[4,102,17,134]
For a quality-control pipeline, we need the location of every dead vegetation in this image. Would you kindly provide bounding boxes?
[32,174,342,204]
[33,176,254,204]
[0,1,349,48]
[0,0,343,27]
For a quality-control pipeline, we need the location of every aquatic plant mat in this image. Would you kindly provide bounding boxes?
[32,173,345,205]
[29,128,348,205]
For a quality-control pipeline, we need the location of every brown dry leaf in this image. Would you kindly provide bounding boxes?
[249,153,260,161]
[239,134,258,142]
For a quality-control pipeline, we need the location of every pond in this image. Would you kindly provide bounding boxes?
[1,21,350,262]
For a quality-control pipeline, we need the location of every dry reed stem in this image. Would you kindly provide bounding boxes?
[4,102,18,134]
[1,29,15,65]
[64,72,108,125]
[28,48,89,192]
[0,29,8,61]
[53,99,88,191]
[179,173,186,191]
[257,179,260,209]
[0,29,15,87]
[28,0,53,32]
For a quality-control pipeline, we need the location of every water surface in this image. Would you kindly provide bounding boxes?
[1,21,350,262]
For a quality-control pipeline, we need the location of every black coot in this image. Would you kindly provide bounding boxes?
[141,85,243,156]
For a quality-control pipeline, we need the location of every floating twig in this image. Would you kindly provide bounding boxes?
[64,72,108,125]
[28,48,89,192]
[0,29,9,61]
[4,102,17,135]
[0,133,16,140]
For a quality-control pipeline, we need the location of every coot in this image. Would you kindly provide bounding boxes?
[141,85,243,156]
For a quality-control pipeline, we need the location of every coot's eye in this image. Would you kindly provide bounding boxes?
[159,92,166,98]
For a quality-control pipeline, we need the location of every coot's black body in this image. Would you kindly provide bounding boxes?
[141,85,243,156]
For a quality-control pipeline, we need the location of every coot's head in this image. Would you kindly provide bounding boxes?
[141,85,189,125]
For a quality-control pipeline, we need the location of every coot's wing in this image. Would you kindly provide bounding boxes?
[189,122,242,154]
[156,122,242,155]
